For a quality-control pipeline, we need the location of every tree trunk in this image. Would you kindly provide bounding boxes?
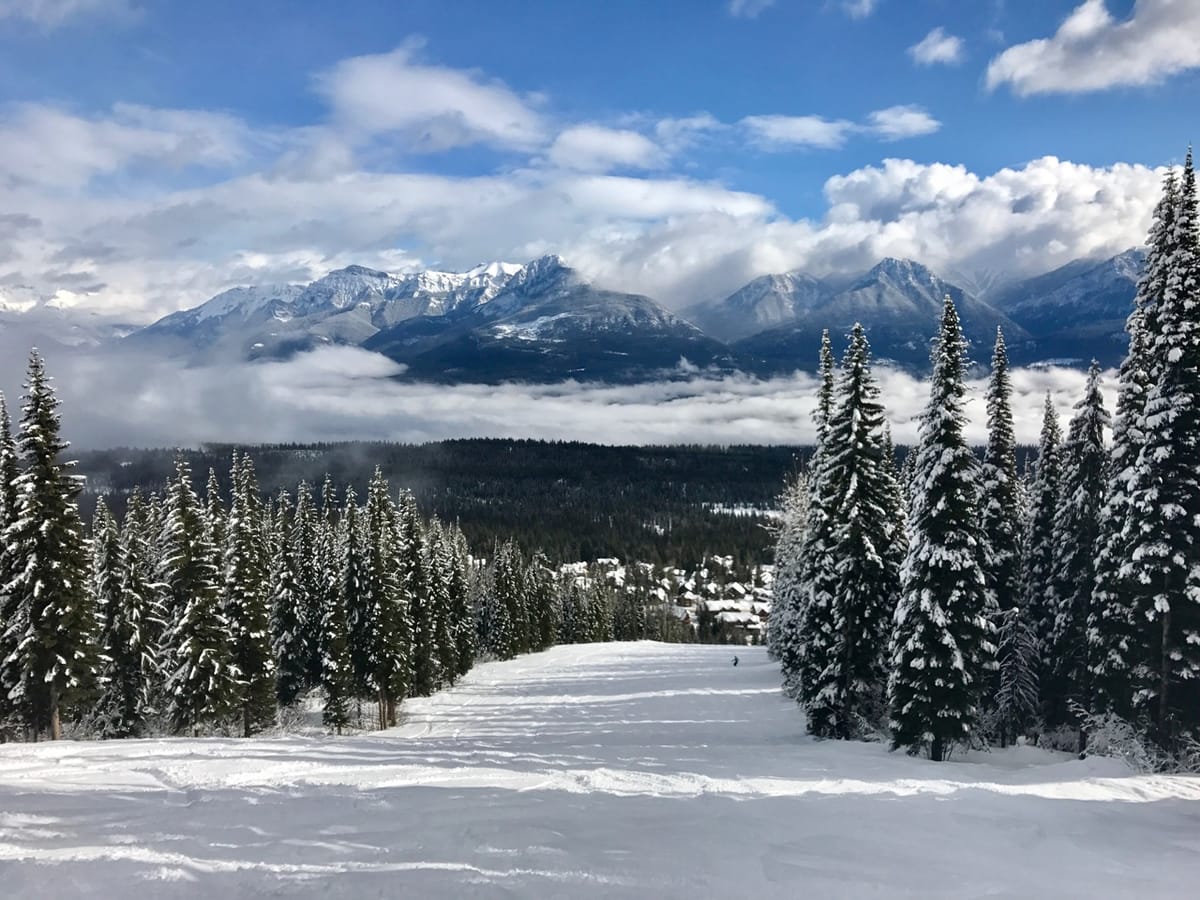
[930,735,944,762]
[1158,607,1171,742]
[49,687,62,741]
[243,703,251,738]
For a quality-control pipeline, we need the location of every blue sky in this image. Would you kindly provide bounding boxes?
[0,0,1195,319]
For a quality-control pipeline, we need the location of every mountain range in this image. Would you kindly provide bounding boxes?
[3,250,1146,383]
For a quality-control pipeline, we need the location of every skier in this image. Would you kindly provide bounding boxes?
[732,655,739,667]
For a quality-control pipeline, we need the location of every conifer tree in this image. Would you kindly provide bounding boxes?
[205,467,226,551]
[92,496,157,738]
[768,471,808,681]
[425,521,460,686]
[1046,363,1109,728]
[222,453,275,735]
[0,392,20,728]
[340,488,375,706]
[889,298,995,761]
[527,550,559,651]
[270,490,309,708]
[375,484,413,719]
[993,604,1040,747]
[1127,147,1200,738]
[804,323,901,737]
[0,351,96,739]
[315,484,353,733]
[1089,173,1176,718]
[787,331,836,701]
[448,525,476,677]
[290,480,324,688]
[160,458,237,734]
[1021,394,1063,682]
[981,328,1022,610]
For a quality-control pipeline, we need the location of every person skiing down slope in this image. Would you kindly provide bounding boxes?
[732,655,739,667]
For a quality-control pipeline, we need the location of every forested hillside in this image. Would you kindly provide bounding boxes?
[75,441,806,567]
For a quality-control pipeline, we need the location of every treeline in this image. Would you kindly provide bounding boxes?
[770,151,1200,762]
[0,359,696,742]
[74,440,798,569]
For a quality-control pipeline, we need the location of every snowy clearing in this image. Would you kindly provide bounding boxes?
[1,643,1198,898]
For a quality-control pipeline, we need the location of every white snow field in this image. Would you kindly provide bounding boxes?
[2,643,1199,898]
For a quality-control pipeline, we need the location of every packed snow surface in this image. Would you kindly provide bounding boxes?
[1,643,1198,898]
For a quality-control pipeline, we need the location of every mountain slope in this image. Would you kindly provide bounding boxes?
[682,272,831,343]
[733,258,1030,372]
[366,256,737,383]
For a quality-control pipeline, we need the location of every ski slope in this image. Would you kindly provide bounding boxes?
[1,643,1198,898]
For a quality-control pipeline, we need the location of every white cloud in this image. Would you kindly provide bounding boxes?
[866,105,941,141]
[742,106,939,150]
[0,0,134,27]
[0,102,253,188]
[986,0,1200,95]
[546,125,666,172]
[654,114,723,152]
[728,0,775,19]
[908,27,965,66]
[741,114,856,150]
[314,41,547,151]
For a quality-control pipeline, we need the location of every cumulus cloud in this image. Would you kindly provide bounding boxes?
[908,27,965,66]
[865,105,941,140]
[986,0,1200,95]
[7,343,1107,451]
[546,125,666,172]
[0,0,135,27]
[314,41,546,151]
[742,105,940,150]
[741,114,856,150]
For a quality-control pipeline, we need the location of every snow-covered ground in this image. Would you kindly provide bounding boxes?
[2,643,1198,898]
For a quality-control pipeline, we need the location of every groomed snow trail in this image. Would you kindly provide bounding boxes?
[1,643,1198,898]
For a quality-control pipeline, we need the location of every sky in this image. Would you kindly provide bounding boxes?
[0,0,1196,323]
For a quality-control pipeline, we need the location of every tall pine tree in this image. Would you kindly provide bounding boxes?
[0,351,96,739]
[889,298,995,761]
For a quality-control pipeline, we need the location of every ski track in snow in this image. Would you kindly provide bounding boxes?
[1,643,1198,898]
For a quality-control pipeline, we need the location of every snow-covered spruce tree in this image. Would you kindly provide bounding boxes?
[315,486,353,733]
[222,453,275,736]
[805,323,902,738]
[391,487,433,702]
[204,467,226,553]
[489,540,526,658]
[92,497,155,738]
[447,524,476,677]
[1089,173,1176,718]
[993,604,1040,747]
[888,298,996,761]
[527,550,559,650]
[290,480,324,690]
[160,458,238,734]
[766,469,808,667]
[787,330,837,701]
[423,519,458,690]
[981,328,1022,610]
[1127,148,1200,740]
[340,488,376,714]
[270,490,309,708]
[1045,363,1109,729]
[0,351,96,740]
[1020,393,1063,690]
[0,393,20,732]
